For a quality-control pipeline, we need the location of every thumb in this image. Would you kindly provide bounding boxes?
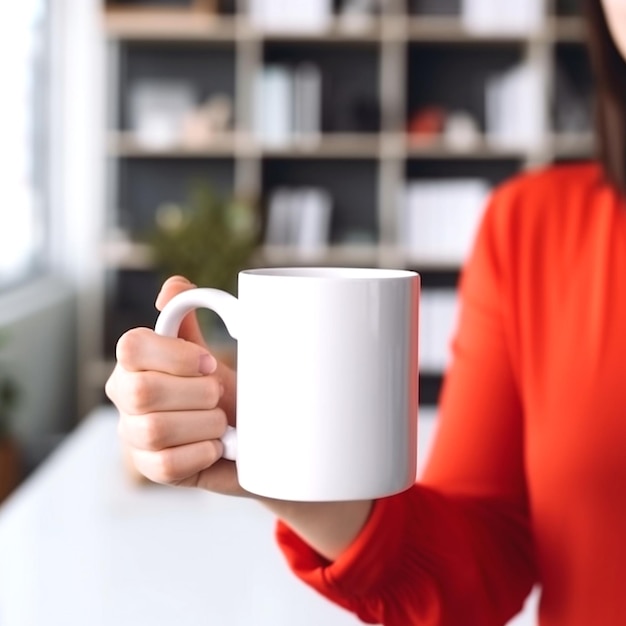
[155,275,208,348]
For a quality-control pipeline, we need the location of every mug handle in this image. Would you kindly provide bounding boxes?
[154,288,240,461]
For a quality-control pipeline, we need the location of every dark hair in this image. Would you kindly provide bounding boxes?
[584,0,626,195]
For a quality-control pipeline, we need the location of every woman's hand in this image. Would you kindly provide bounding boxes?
[105,275,244,496]
[106,275,373,560]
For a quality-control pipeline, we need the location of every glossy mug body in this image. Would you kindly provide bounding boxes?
[155,267,420,501]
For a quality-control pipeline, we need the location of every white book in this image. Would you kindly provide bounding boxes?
[418,290,434,372]
[255,0,331,32]
[293,188,332,255]
[486,62,543,151]
[265,188,294,246]
[248,0,265,29]
[403,183,425,259]
[462,0,543,35]
[406,181,440,261]
[257,0,285,31]
[295,63,322,144]
[432,290,459,370]
[258,65,292,147]
[403,179,489,264]
[293,0,332,33]
[485,72,505,146]
[419,289,460,372]
[442,179,490,262]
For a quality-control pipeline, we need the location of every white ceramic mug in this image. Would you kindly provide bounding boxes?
[155,267,420,501]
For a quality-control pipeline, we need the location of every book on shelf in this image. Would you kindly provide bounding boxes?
[398,178,491,264]
[419,289,459,373]
[254,64,322,147]
[293,63,322,145]
[254,65,292,147]
[461,0,544,35]
[485,61,544,151]
[128,80,196,149]
[248,0,332,33]
[265,187,333,256]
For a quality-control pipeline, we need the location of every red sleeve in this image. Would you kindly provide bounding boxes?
[275,181,538,626]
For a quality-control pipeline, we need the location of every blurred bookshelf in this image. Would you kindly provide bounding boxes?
[86,0,592,412]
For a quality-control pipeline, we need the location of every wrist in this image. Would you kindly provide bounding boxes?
[259,498,374,561]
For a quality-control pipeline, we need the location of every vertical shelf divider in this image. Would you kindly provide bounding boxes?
[235,0,262,204]
[378,0,407,261]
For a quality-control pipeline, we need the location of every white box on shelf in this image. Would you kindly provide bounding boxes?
[461,0,544,35]
[265,188,294,246]
[400,179,490,265]
[419,289,459,373]
[485,62,544,151]
[265,187,333,254]
[128,80,196,149]
[294,188,333,255]
[249,0,332,33]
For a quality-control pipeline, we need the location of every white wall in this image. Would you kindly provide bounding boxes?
[0,0,107,471]
[48,0,106,416]
[0,277,77,471]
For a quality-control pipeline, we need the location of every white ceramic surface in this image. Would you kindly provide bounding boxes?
[155,267,420,502]
[0,406,538,626]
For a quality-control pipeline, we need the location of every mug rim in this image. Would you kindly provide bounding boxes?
[240,267,419,280]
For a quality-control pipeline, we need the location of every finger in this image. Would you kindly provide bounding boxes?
[155,276,207,347]
[121,408,228,451]
[112,369,224,415]
[131,439,224,485]
[194,458,249,497]
[115,327,217,376]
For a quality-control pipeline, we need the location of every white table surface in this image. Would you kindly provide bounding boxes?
[0,406,537,626]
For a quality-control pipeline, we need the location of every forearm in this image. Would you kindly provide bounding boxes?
[259,498,373,561]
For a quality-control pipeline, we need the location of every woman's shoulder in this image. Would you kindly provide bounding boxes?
[483,160,607,242]
[494,160,603,207]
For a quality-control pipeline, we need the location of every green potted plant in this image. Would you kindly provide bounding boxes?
[146,181,259,354]
[0,335,20,504]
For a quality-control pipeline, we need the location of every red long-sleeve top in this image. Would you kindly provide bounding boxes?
[275,162,626,625]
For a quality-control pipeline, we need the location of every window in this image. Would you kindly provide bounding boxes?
[0,1,49,289]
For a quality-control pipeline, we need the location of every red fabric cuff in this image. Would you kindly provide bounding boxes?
[275,488,412,601]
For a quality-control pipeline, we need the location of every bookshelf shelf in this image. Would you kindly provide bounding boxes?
[406,137,530,160]
[259,134,381,159]
[80,0,593,414]
[104,10,237,41]
[103,12,587,46]
[550,16,587,43]
[255,243,385,267]
[548,132,595,158]
[108,132,382,158]
[248,21,383,43]
[101,239,469,273]
[109,130,239,157]
[406,17,533,44]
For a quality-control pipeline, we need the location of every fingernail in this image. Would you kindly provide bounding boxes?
[199,353,217,374]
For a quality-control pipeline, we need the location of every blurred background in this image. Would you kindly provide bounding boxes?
[0,0,592,495]
[0,0,589,623]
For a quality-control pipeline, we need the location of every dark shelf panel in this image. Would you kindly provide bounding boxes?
[262,158,379,244]
[406,157,521,187]
[116,157,235,236]
[117,41,236,130]
[419,372,444,406]
[263,43,381,134]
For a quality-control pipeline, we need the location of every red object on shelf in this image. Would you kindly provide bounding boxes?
[407,106,446,144]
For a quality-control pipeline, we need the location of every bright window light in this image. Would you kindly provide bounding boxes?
[0,0,48,288]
